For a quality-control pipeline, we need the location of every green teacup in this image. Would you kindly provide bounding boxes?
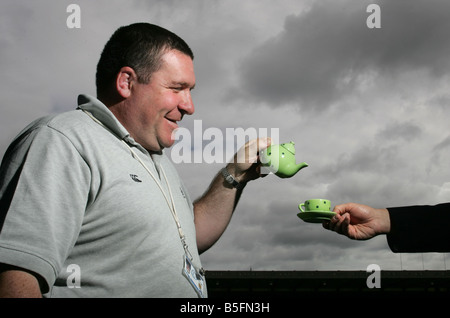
[299,199,331,212]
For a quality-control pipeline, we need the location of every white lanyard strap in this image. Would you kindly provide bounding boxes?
[123,142,193,260]
[82,109,194,260]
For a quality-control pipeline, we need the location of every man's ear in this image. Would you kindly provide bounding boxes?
[115,67,136,98]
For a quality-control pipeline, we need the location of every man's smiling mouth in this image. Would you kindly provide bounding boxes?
[165,117,180,128]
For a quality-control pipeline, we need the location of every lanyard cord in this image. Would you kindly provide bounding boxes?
[123,142,194,261]
[82,109,194,261]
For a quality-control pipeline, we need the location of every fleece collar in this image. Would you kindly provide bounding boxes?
[77,94,130,141]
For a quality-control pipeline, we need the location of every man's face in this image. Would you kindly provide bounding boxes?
[127,49,195,152]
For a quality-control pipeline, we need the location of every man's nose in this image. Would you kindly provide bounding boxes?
[179,90,195,115]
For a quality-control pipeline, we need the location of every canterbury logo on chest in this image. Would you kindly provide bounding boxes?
[129,174,142,183]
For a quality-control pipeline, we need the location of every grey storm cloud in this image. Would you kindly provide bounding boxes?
[234,0,450,110]
[376,121,422,143]
[431,134,450,169]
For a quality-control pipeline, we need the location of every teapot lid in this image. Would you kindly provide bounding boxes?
[280,141,295,155]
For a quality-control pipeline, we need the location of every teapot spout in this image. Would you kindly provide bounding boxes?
[275,162,308,178]
[295,162,309,173]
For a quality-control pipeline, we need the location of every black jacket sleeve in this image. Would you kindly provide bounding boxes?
[387,203,450,253]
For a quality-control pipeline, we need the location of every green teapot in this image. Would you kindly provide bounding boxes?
[259,141,308,178]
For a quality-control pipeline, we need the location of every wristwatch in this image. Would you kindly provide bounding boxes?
[221,167,246,190]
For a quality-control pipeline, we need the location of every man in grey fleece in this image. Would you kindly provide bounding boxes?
[0,23,270,297]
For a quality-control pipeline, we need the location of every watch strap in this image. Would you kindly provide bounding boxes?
[221,167,246,190]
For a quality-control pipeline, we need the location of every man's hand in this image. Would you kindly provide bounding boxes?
[226,137,272,184]
[323,202,391,240]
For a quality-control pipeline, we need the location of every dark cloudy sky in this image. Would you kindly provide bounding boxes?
[2,0,450,271]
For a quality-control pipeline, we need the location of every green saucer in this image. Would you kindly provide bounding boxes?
[297,211,336,223]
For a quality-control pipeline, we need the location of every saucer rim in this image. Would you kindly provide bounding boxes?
[297,211,336,223]
[298,210,334,213]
